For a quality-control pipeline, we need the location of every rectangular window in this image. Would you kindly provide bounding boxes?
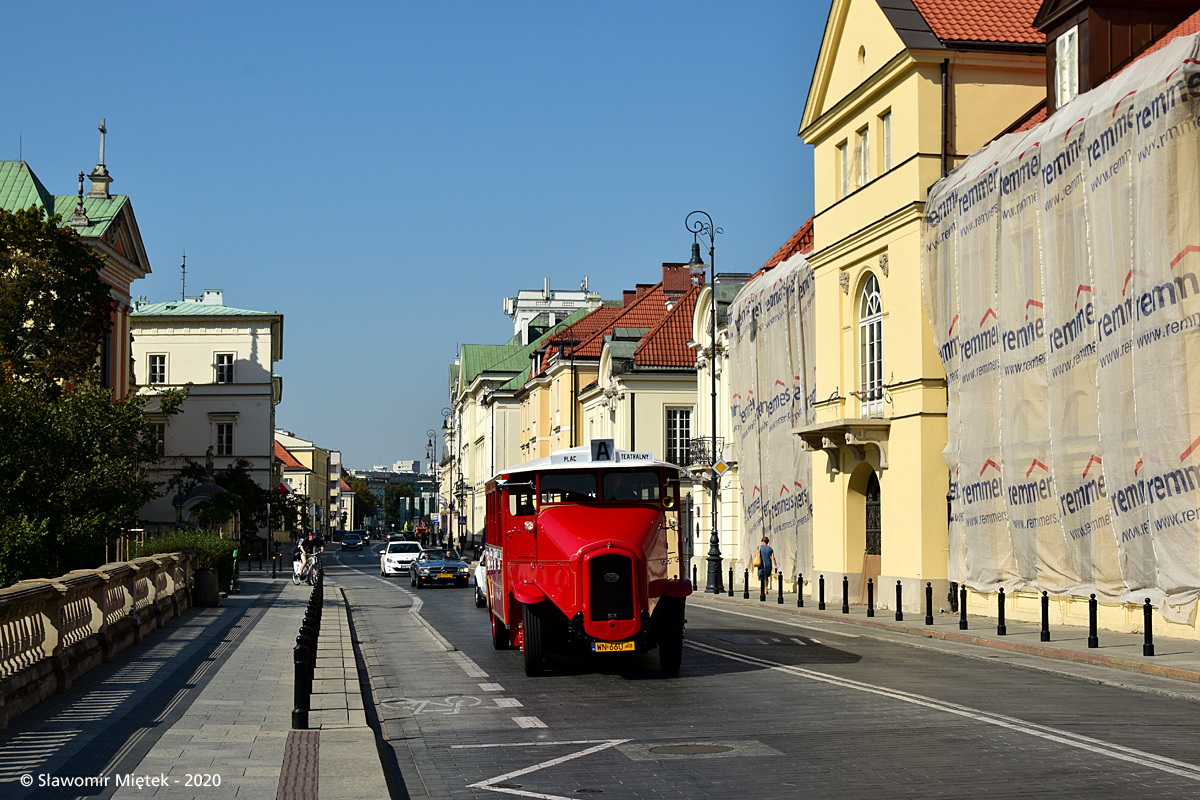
[150,422,166,457]
[665,408,692,467]
[838,141,849,197]
[858,126,870,185]
[880,111,892,171]
[216,423,234,456]
[1056,25,1079,108]
[148,354,166,385]
[216,353,234,384]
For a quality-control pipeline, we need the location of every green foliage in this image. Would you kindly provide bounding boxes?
[272,485,309,533]
[0,378,161,584]
[348,479,377,526]
[135,531,237,594]
[169,458,271,534]
[0,206,113,392]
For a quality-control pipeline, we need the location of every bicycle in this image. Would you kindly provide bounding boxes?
[292,551,320,585]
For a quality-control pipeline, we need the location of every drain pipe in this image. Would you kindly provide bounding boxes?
[941,59,952,177]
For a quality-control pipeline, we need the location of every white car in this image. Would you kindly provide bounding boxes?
[474,561,488,608]
[380,541,423,576]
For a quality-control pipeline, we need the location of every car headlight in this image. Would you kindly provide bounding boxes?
[460,567,469,574]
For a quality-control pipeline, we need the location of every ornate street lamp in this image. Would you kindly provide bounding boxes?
[686,210,723,594]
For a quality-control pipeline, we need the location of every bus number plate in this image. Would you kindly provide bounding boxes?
[593,641,634,653]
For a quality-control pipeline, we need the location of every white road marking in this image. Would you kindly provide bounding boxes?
[494,698,523,708]
[789,637,807,646]
[479,683,505,692]
[512,716,547,729]
[467,739,629,799]
[693,603,860,637]
[453,740,613,749]
[451,651,489,678]
[686,640,1200,781]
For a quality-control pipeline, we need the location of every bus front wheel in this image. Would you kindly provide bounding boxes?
[658,598,685,676]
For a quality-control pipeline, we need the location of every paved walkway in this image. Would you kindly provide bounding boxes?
[686,577,1200,703]
[0,570,388,800]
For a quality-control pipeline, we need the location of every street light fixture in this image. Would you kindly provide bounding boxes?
[686,210,723,594]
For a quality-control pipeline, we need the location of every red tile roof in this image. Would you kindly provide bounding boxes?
[275,441,306,470]
[761,218,814,273]
[340,478,352,491]
[913,0,1044,44]
[572,284,671,360]
[635,286,700,367]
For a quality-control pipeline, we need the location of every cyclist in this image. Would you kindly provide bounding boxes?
[293,532,325,584]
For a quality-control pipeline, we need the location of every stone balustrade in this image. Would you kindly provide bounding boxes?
[0,550,199,729]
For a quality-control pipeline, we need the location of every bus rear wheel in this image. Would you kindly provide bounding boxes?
[522,603,544,676]
[658,598,685,676]
[491,612,509,650]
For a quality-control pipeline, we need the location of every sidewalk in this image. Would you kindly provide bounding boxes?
[0,571,388,800]
[687,579,1200,703]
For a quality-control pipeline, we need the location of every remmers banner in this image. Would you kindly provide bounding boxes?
[922,34,1200,623]
[729,254,815,579]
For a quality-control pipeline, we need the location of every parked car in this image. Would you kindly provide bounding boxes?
[474,561,488,608]
[341,532,364,551]
[381,540,423,576]
[331,531,345,543]
[410,548,471,588]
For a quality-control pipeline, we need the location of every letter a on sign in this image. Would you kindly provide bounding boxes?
[591,439,615,461]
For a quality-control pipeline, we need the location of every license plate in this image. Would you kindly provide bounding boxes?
[593,641,635,653]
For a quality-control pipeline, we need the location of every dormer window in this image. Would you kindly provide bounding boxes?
[1055,25,1079,108]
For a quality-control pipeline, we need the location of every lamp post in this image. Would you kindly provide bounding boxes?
[442,407,453,547]
[686,210,723,594]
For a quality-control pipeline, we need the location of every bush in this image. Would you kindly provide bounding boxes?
[136,531,238,593]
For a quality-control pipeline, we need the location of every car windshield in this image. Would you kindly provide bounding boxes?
[344,535,360,541]
[423,550,459,562]
[388,543,421,554]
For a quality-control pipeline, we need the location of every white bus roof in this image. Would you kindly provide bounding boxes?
[493,439,682,480]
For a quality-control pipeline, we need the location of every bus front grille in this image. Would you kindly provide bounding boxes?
[588,554,634,621]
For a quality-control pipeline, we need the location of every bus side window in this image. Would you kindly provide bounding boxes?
[509,490,535,517]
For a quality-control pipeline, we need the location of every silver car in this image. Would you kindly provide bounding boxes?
[380,541,422,576]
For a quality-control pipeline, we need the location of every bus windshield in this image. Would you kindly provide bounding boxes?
[602,470,661,502]
[539,472,598,504]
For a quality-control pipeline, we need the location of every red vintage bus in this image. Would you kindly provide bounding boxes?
[482,439,692,676]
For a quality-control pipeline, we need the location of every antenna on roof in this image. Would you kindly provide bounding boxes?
[181,252,186,301]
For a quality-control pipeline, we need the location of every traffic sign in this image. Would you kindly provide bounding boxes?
[713,460,729,477]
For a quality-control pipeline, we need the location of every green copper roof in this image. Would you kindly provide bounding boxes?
[460,308,589,392]
[0,161,127,239]
[132,300,279,317]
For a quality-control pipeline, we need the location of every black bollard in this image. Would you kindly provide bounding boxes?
[959,585,968,630]
[797,573,804,608]
[925,582,933,626]
[744,569,750,599]
[1087,594,1099,648]
[292,642,310,729]
[1040,591,1050,642]
[778,572,784,604]
[692,565,697,589]
[728,567,734,597]
[272,552,277,579]
[842,575,850,614]
[997,587,1006,635]
[819,575,826,610]
[866,579,874,618]
[1143,598,1155,657]
[895,580,903,622]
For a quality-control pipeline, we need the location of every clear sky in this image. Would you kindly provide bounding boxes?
[6,1,826,470]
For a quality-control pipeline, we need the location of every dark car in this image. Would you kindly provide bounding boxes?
[410,548,471,588]
[341,532,364,551]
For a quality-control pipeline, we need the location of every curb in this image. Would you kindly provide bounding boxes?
[688,591,1200,687]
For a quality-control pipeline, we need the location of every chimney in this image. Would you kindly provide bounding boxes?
[662,262,694,295]
[624,290,636,306]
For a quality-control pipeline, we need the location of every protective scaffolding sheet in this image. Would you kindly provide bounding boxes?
[728,254,815,579]
[921,33,1200,622]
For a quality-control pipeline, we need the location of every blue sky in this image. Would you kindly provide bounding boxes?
[6,1,826,469]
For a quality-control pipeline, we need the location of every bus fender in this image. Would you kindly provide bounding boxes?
[662,579,693,599]
[512,583,547,606]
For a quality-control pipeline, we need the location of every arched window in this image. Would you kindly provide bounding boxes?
[859,274,883,418]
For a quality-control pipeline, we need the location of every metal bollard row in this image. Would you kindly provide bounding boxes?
[291,570,324,730]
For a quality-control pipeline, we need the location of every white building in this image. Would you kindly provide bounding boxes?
[131,291,283,533]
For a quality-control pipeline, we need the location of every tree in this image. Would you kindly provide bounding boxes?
[347,479,377,527]
[168,458,272,535]
[0,207,114,392]
[0,206,172,586]
[385,482,415,526]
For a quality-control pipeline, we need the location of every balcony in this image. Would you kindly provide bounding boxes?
[682,437,725,468]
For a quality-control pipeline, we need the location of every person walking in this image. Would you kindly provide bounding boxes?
[755,536,778,601]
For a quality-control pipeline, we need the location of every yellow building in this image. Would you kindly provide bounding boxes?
[795,0,1045,610]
